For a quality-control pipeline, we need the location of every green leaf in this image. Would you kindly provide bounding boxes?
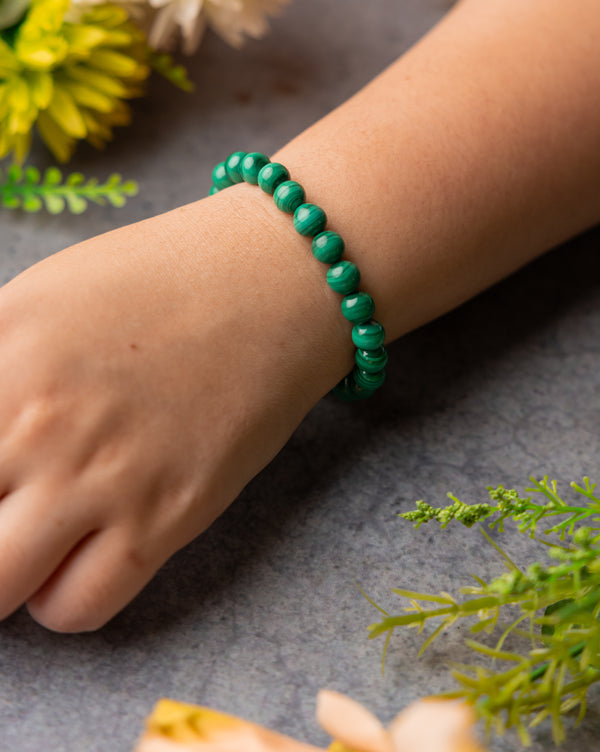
[106,190,126,208]
[542,598,575,635]
[7,163,21,182]
[22,193,42,212]
[65,193,87,214]
[390,588,455,604]
[24,166,40,184]
[470,617,497,634]
[356,583,389,617]
[417,617,454,657]
[463,639,525,662]
[0,163,139,214]
[66,172,85,187]
[43,167,62,185]
[43,193,65,214]
[148,49,195,92]
[2,194,20,208]
[121,180,138,197]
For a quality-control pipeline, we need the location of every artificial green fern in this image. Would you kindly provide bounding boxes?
[366,476,600,745]
[402,476,600,538]
[0,164,138,214]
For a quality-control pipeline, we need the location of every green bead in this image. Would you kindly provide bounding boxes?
[312,231,344,264]
[355,346,388,373]
[326,260,360,295]
[273,180,305,213]
[341,292,375,323]
[352,320,386,349]
[212,162,234,190]
[293,203,327,237]
[258,162,289,194]
[353,365,385,391]
[241,152,270,184]
[225,151,246,183]
[209,185,220,196]
[332,374,374,402]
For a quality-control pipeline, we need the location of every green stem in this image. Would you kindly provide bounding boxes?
[529,640,585,682]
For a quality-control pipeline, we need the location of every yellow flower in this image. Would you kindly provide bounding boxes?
[0,0,149,162]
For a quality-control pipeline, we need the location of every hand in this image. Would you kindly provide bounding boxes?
[0,185,349,632]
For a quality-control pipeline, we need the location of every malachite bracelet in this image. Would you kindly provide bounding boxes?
[209,151,387,401]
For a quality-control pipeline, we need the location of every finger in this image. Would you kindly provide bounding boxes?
[0,484,98,621]
[26,524,165,633]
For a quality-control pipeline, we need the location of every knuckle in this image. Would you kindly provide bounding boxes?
[15,394,63,443]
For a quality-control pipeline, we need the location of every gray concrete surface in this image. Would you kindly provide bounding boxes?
[1,1,600,750]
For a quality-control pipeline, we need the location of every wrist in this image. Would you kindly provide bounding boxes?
[197,182,355,410]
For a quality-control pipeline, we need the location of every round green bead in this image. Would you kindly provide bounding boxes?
[241,152,270,185]
[341,292,375,324]
[353,365,386,391]
[258,162,289,194]
[212,162,234,190]
[326,260,360,295]
[355,346,388,373]
[351,319,386,349]
[293,203,327,237]
[209,185,220,196]
[273,180,305,213]
[225,151,246,183]
[312,231,344,264]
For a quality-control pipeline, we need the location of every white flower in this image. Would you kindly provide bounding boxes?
[68,0,289,54]
[204,0,288,48]
[148,0,289,53]
[145,0,204,54]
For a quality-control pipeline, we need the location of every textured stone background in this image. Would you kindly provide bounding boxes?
[1,1,599,750]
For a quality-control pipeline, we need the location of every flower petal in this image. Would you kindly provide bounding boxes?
[46,86,87,137]
[37,109,76,162]
[316,691,394,752]
[388,699,485,752]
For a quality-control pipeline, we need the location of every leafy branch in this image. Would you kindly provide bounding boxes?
[0,164,138,214]
[366,476,600,745]
[401,476,600,538]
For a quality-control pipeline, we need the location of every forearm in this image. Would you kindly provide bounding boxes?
[256,0,600,374]
[89,0,600,410]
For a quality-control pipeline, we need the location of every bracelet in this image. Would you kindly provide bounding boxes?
[208,151,388,401]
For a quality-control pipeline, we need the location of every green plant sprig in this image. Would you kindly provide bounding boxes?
[401,476,600,539]
[0,164,138,214]
[366,476,600,746]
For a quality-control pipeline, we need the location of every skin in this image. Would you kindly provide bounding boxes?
[1,0,599,632]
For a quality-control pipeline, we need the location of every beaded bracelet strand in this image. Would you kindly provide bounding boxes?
[209,151,388,401]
